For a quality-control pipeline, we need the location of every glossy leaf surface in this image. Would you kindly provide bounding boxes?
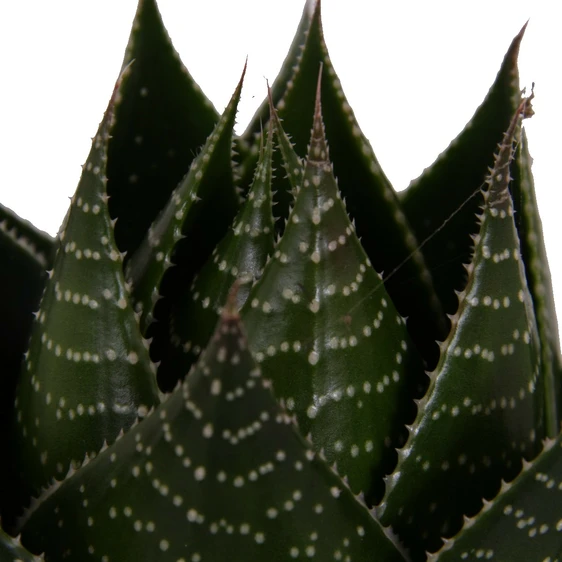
[15,81,160,497]
[19,294,406,562]
[242,76,425,502]
[0,206,55,523]
[379,97,544,560]
[266,0,447,368]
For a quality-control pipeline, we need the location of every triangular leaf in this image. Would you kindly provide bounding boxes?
[398,24,526,316]
[378,95,544,560]
[14,77,161,499]
[242,72,426,502]
[18,291,406,562]
[264,0,448,368]
[107,0,219,259]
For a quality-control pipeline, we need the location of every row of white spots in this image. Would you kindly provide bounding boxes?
[63,241,102,261]
[451,334,530,363]
[253,340,303,363]
[481,245,519,263]
[232,217,272,238]
[74,195,101,215]
[426,387,534,427]
[53,283,99,309]
[220,413,268,445]
[488,204,514,219]
[459,548,494,559]
[469,295,514,309]
[37,333,139,366]
[332,439,374,458]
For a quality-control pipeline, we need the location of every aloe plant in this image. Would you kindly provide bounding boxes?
[1,1,561,560]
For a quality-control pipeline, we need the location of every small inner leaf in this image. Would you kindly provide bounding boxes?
[125,67,245,392]
[242,70,426,502]
[159,118,276,387]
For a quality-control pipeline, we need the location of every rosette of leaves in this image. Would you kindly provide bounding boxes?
[1,1,561,561]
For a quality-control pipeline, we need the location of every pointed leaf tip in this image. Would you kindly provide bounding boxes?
[486,89,534,206]
[308,62,329,165]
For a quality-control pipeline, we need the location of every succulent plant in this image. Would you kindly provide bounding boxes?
[1,0,561,560]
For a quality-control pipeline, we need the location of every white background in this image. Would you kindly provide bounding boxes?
[0,1,560,339]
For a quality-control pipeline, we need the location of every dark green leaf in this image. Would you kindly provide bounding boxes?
[14,78,161,499]
[233,0,315,194]
[0,205,55,388]
[107,0,219,260]
[241,0,316,142]
[125,68,244,391]
[19,292,406,562]
[430,435,562,561]
[379,96,544,560]
[265,1,448,369]
[160,118,276,386]
[510,129,562,436]
[398,24,527,316]
[0,206,55,524]
[242,74,426,502]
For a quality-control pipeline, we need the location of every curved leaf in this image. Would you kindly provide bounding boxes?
[0,206,55,524]
[15,77,161,499]
[399,24,526,316]
[233,0,315,192]
[241,0,316,141]
[0,204,55,387]
[379,96,544,560]
[242,73,426,502]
